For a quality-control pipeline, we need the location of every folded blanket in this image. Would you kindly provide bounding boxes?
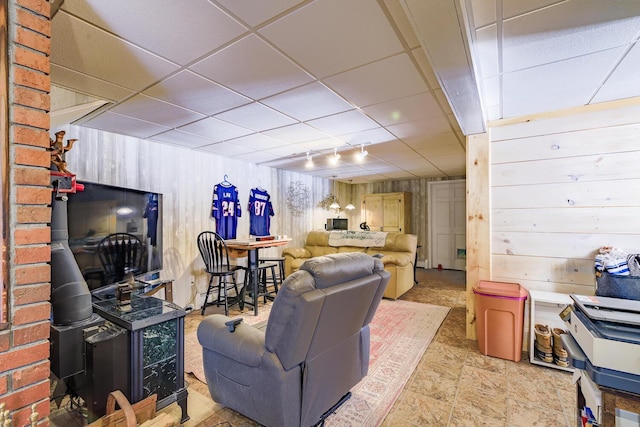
[328,231,388,247]
[595,246,629,275]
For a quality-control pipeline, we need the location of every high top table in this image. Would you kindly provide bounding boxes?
[225,238,291,315]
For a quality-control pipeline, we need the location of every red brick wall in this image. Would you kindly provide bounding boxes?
[0,0,52,425]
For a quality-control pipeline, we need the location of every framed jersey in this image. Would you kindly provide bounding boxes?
[211,182,241,239]
[248,187,274,236]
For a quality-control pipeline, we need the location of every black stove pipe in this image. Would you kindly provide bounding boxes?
[50,192,93,325]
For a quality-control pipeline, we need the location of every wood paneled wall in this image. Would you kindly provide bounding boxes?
[488,99,640,296]
[62,125,357,308]
[61,124,464,307]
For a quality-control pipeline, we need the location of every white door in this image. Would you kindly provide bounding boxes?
[429,180,466,270]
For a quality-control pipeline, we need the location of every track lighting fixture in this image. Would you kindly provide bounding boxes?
[329,148,341,165]
[305,152,313,168]
[355,144,368,162]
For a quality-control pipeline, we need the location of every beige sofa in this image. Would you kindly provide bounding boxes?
[282,231,417,299]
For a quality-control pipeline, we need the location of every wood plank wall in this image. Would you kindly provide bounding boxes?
[62,125,350,308]
[481,98,640,342]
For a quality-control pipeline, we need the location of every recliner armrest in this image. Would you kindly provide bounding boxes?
[197,314,266,367]
[282,247,311,259]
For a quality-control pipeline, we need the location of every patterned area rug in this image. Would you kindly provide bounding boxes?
[184,299,449,426]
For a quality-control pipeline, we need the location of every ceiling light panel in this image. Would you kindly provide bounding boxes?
[191,34,314,100]
[259,0,404,78]
[143,71,251,116]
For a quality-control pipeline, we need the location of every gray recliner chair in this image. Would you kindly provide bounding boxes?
[197,252,391,427]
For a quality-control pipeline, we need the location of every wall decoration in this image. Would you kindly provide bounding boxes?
[286,181,310,217]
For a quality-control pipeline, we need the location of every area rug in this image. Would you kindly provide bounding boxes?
[184,299,449,426]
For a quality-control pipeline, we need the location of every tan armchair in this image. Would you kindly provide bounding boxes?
[197,252,390,427]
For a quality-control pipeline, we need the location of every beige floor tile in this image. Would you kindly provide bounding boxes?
[507,398,570,427]
[386,390,452,426]
[50,268,582,427]
[448,403,508,427]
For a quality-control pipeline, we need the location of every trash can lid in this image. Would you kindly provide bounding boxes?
[473,280,528,299]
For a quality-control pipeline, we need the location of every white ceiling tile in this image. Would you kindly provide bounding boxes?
[225,133,289,150]
[51,65,134,102]
[215,103,297,132]
[600,41,640,86]
[191,34,313,100]
[143,71,251,116]
[307,110,379,136]
[262,144,308,157]
[150,130,219,149]
[263,123,330,143]
[362,92,441,126]
[297,137,346,152]
[216,0,307,27]
[337,127,397,146]
[260,0,403,78]
[198,142,254,156]
[233,151,282,164]
[384,0,421,49]
[502,0,572,20]
[469,0,496,28]
[401,131,461,150]
[51,12,179,91]
[81,111,171,139]
[326,54,428,108]
[261,82,353,122]
[502,1,640,72]
[592,80,640,104]
[387,115,452,139]
[474,24,499,78]
[412,47,440,90]
[502,47,625,117]
[177,117,254,142]
[58,0,247,65]
[110,94,206,128]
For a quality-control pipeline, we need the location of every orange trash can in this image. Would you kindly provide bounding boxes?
[473,280,528,362]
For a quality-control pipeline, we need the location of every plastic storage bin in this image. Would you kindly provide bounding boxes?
[473,280,528,362]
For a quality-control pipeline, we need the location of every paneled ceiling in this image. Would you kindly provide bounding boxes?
[50,0,640,183]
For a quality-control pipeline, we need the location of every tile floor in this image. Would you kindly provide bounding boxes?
[50,268,577,426]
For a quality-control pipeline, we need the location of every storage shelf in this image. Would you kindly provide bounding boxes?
[528,290,574,372]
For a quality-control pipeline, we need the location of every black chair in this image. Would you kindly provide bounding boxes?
[97,233,144,285]
[197,231,245,316]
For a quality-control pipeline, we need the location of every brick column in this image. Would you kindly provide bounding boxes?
[0,0,52,425]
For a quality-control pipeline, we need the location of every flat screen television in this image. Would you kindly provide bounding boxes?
[66,181,163,290]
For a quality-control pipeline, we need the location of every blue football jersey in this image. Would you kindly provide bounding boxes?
[211,183,241,239]
[248,187,274,236]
